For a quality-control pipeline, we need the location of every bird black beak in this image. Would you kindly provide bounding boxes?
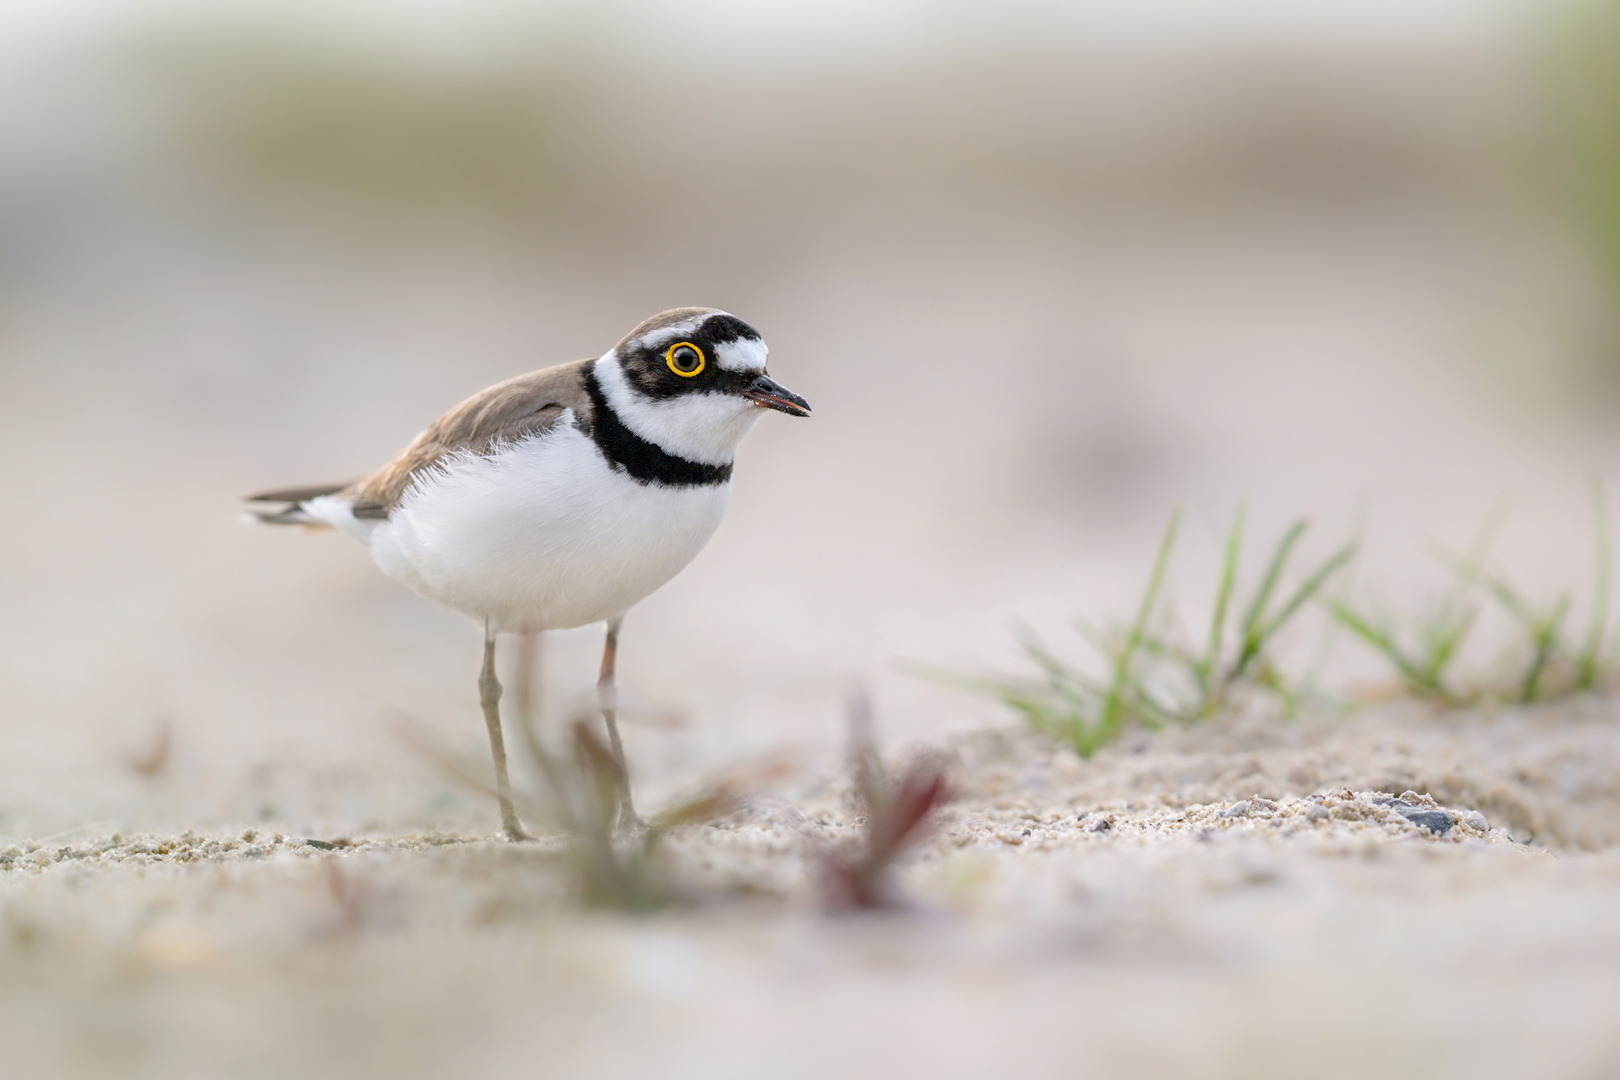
[745,374,811,417]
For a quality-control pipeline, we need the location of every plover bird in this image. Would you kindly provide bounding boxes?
[245,308,810,839]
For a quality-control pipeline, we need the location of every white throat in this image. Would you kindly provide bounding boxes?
[593,353,764,467]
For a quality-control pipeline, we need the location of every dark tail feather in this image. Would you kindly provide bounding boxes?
[244,481,352,504]
[242,480,353,528]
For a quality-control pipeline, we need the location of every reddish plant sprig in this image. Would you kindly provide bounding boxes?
[821,693,948,911]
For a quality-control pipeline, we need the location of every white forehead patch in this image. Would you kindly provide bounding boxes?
[714,336,768,373]
[629,311,729,353]
[630,319,702,353]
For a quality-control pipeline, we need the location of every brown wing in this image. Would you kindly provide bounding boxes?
[341,359,596,517]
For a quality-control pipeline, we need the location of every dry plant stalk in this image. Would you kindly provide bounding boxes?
[820,692,947,912]
[401,633,778,912]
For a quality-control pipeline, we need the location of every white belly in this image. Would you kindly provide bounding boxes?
[362,423,731,632]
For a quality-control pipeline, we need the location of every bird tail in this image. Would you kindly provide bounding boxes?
[241,481,352,528]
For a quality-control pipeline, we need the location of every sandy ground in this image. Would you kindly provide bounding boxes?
[3,702,1620,1080]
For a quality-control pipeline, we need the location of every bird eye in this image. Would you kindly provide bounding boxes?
[665,342,705,377]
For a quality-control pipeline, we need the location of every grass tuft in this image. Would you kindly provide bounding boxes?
[1329,486,1614,705]
[1326,509,1498,703]
[944,508,1353,757]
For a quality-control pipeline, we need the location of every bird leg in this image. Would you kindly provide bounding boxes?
[479,628,530,841]
[598,615,641,830]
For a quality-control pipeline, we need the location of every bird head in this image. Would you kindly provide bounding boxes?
[593,308,810,465]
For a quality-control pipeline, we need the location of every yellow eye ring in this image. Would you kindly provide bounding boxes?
[665,341,706,377]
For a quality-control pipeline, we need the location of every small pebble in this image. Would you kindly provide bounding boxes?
[1395,807,1453,835]
[1219,801,1251,819]
[1304,805,1329,822]
[1461,810,1489,832]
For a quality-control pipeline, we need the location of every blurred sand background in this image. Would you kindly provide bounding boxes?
[3,0,1620,1076]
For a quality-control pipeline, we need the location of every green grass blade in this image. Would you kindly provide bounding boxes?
[1201,507,1245,687]
[1443,558,1577,701]
[1579,478,1611,690]
[1015,627,1083,685]
[1240,521,1305,641]
[1231,536,1352,697]
[1521,595,1571,703]
[1069,616,1108,653]
[1420,604,1476,690]
[1433,504,1505,632]
[1128,682,1181,729]
[1250,543,1357,659]
[1097,510,1180,744]
[1230,520,1306,680]
[1135,630,1196,673]
[1327,599,1436,694]
[1297,510,1365,710]
[1441,552,1537,626]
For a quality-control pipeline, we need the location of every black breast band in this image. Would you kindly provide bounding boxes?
[583,371,735,487]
